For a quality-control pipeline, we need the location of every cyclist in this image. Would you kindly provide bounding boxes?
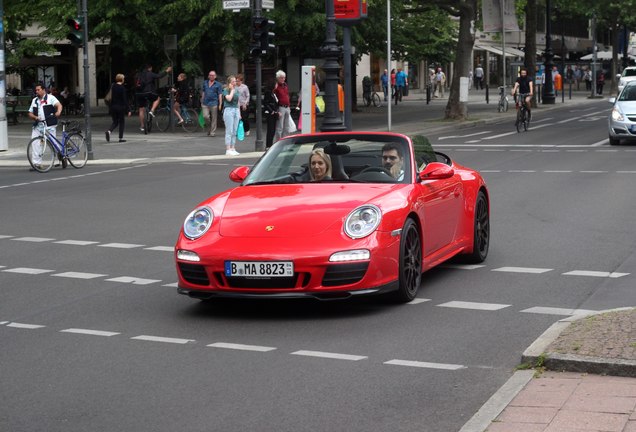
[511,67,534,120]
[28,83,63,169]
[136,63,172,132]
[173,72,190,125]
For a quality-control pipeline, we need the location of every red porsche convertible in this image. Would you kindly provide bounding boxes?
[175,132,489,303]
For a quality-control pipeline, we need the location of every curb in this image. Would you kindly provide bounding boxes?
[521,306,636,378]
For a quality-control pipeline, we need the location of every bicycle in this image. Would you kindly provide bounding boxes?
[363,90,382,107]
[514,93,531,133]
[27,120,88,173]
[497,86,509,112]
[154,97,201,133]
[136,92,155,134]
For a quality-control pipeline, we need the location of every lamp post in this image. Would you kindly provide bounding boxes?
[542,0,555,104]
[320,0,345,132]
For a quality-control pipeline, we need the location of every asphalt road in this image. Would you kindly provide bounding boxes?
[2,98,635,432]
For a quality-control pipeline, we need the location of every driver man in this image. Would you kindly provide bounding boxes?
[381,143,404,180]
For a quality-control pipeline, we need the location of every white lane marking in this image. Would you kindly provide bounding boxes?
[98,243,145,249]
[510,149,533,152]
[483,131,519,140]
[527,123,555,130]
[11,237,54,243]
[105,276,162,285]
[6,322,45,329]
[437,301,510,311]
[544,170,572,173]
[2,267,54,275]
[208,342,277,352]
[465,140,481,143]
[480,170,502,173]
[456,149,479,152]
[438,131,492,140]
[580,170,607,173]
[54,240,99,246]
[509,170,536,173]
[562,270,630,278]
[484,149,506,152]
[384,359,467,370]
[617,171,636,174]
[144,246,174,252]
[0,235,14,239]
[131,335,194,344]
[492,266,553,274]
[0,321,8,325]
[521,307,598,316]
[60,328,120,337]
[163,282,179,287]
[291,350,367,361]
[52,272,108,280]
[442,264,486,270]
[408,298,432,305]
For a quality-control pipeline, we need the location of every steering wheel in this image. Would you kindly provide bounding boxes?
[359,166,394,177]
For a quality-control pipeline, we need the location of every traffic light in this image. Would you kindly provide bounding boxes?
[250,17,266,57]
[66,17,83,47]
[260,19,275,52]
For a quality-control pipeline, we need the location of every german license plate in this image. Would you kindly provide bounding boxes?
[225,261,294,277]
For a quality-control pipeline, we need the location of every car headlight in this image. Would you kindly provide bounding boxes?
[183,207,213,240]
[344,205,382,239]
[611,108,624,121]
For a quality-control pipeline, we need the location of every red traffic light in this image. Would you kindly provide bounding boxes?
[66,18,81,31]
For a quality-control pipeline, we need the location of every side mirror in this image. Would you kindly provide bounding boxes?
[419,162,455,181]
[229,166,250,183]
[616,74,622,79]
[609,97,616,104]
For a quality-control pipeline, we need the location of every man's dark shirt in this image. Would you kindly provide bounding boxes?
[516,76,532,94]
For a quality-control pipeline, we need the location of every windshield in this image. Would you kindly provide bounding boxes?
[619,85,636,101]
[244,134,412,185]
[623,68,636,77]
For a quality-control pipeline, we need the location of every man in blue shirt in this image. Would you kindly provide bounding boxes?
[395,68,408,105]
[381,69,389,101]
[200,70,223,137]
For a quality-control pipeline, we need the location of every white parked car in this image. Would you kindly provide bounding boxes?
[617,66,636,94]
[608,81,636,145]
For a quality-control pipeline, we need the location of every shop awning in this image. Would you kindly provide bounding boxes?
[475,43,524,58]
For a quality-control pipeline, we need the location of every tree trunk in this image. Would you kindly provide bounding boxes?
[611,21,620,95]
[444,0,476,120]
[524,0,537,108]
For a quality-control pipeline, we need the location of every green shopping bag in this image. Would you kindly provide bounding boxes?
[198,110,205,128]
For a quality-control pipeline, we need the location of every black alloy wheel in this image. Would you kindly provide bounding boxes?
[392,218,422,303]
[465,190,489,263]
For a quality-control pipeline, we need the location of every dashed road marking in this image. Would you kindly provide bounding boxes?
[0,235,14,239]
[290,350,367,361]
[408,298,432,305]
[6,322,46,329]
[437,301,511,311]
[163,282,179,287]
[54,240,99,246]
[60,328,120,337]
[11,237,54,243]
[520,307,598,316]
[384,359,467,370]
[562,270,630,278]
[492,266,553,274]
[208,342,277,352]
[131,335,195,344]
[144,246,174,252]
[441,264,486,270]
[52,272,108,280]
[98,243,145,249]
[3,267,54,275]
[105,276,162,285]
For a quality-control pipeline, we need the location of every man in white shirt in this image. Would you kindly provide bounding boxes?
[28,83,63,167]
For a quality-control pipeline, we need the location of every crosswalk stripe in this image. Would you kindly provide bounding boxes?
[52,272,108,280]
[6,322,45,329]
[54,240,100,246]
[11,237,54,242]
[60,328,120,336]
[492,267,553,274]
[2,267,54,275]
[105,276,161,285]
[408,298,432,305]
[208,342,277,352]
[98,243,145,249]
[442,264,486,270]
[437,301,510,311]
[144,246,174,252]
[520,307,598,316]
[384,359,467,370]
[131,335,194,344]
[291,350,367,361]
[562,270,630,278]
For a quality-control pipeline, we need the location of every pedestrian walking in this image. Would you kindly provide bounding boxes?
[222,75,241,156]
[264,87,279,148]
[584,68,592,91]
[201,70,223,137]
[597,71,605,95]
[105,74,131,143]
[236,74,251,137]
[381,69,389,101]
[474,64,484,90]
[395,68,407,105]
[435,68,446,98]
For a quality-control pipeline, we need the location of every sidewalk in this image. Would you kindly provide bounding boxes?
[0,88,604,167]
[460,308,636,432]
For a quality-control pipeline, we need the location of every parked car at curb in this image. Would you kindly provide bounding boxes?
[608,81,636,145]
[174,132,490,303]
[617,66,636,94]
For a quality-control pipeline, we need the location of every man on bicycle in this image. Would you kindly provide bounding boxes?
[511,67,534,119]
[28,83,63,167]
[136,63,172,132]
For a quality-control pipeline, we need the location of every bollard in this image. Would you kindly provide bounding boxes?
[426,83,431,105]
[486,85,489,104]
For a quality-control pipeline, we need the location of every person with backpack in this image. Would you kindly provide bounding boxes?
[136,63,172,133]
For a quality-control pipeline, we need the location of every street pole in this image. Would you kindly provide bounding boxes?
[501,0,506,89]
[0,0,8,151]
[253,0,264,150]
[343,27,352,131]
[81,0,94,158]
[386,0,391,131]
[542,0,555,104]
[591,13,598,98]
[561,10,565,103]
[320,0,345,132]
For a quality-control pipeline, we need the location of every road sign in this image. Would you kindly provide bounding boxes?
[223,0,249,10]
[263,0,274,9]
[334,0,367,25]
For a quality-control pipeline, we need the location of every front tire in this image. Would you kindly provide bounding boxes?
[66,133,88,168]
[371,93,382,107]
[464,190,490,263]
[27,137,55,172]
[609,135,620,146]
[391,218,422,303]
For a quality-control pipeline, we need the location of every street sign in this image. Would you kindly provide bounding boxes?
[263,0,274,9]
[223,0,250,10]
[334,0,367,25]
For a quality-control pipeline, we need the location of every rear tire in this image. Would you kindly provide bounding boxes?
[371,93,382,107]
[390,218,422,303]
[154,108,169,132]
[464,190,490,263]
[27,137,55,172]
[609,136,620,146]
[181,108,199,133]
[66,133,88,168]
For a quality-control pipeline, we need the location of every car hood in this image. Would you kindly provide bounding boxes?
[218,184,400,238]
[616,101,636,113]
